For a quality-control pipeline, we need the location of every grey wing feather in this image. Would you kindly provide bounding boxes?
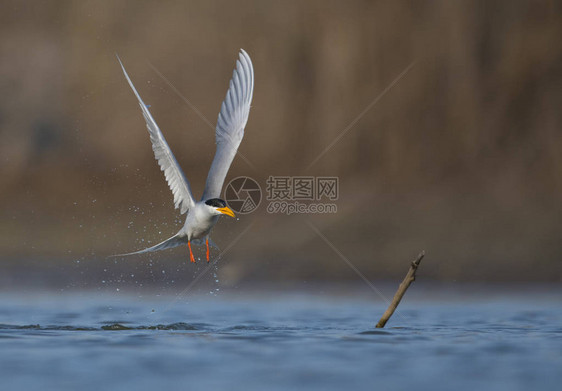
[111,234,187,257]
[201,49,254,201]
[117,55,195,214]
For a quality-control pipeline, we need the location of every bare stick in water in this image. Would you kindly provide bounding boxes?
[376,251,425,328]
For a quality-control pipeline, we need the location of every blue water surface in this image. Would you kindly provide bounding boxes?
[0,286,561,391]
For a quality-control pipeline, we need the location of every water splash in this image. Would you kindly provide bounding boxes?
[209,263,220,296]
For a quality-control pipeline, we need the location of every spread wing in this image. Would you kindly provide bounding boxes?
[117,55,195,214]
[201,49,254,201]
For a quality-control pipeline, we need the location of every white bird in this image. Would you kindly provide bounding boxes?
[115,49,254,263]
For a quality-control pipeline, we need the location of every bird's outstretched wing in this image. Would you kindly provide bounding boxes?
[117,55,195,214]
[201,49,254,201]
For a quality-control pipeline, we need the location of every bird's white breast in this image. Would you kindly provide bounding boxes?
[182,203,219,240]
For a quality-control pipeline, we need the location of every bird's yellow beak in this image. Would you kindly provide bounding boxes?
[217,206,235,218]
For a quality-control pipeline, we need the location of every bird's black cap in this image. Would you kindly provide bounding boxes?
[205,198,227,208]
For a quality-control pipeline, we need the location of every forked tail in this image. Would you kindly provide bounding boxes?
[111,233,187,257]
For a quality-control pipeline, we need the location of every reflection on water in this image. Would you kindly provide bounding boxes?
[0,288,561,391]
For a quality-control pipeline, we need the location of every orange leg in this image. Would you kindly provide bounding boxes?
[206,238,210,262]
[188,241,196,263]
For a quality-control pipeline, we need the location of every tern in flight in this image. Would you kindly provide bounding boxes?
[115,49,254,262]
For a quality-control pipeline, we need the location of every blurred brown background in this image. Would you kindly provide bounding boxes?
[1,0,561,288]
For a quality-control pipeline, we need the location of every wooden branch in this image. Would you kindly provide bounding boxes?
[376,251,425,328]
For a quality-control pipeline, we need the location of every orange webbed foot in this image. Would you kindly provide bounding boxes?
[206,238,210,263]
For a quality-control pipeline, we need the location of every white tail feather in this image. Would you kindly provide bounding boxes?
[111,234,187,257]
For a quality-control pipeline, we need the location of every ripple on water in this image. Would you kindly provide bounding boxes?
[0,323,200,332]
[358,330,393,335]
[101,322,199,331]
[0,324,41,330]
[139,322,199,331]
